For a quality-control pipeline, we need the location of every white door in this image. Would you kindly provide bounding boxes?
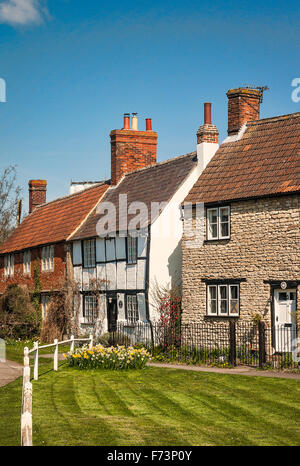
[274,289,297,352]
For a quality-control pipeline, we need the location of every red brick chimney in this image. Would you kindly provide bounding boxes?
[226,87,262,135]
[29,180,47,213]
[110,114,158,185]
[197,103,219,144]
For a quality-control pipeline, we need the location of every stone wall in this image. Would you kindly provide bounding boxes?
[182,194,300,328]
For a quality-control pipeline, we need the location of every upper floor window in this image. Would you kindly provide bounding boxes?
[127,236,137,264]
[4,254,14,276]
[207,284,239,317]
[126,294,139,323]
[42,245,54,272]
[83,239,96,268]
[23,250,31,275]
[207,206,230,240]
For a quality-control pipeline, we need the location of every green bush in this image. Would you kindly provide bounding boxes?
[0,285,40,340]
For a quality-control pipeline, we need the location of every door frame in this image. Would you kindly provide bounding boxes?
[107,293,118,332]
[269,282,298,353]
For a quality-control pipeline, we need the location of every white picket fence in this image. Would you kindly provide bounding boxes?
[21,334,93,446]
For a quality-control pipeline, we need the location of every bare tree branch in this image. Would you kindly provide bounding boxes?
[0,165,22,245]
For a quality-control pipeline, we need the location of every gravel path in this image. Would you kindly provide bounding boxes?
[0,360,23,387]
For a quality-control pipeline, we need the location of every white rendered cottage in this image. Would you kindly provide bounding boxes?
[69,110,219,334]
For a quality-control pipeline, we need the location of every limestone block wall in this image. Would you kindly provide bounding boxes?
[182,194,300,327]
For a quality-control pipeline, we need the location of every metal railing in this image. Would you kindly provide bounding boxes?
[109,321,300,370]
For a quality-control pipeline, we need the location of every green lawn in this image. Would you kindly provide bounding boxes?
[1,364,300,446]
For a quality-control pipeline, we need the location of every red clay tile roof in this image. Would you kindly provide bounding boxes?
[185,112,300,204]
[71,152,197,239]
[0,183,109,254]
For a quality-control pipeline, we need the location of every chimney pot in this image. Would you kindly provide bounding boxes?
[131,113,138,130]
[145,118,152,131]
[123,113,130,130]
[204,103,212,125]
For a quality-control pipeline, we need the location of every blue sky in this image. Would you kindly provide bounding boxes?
[0,0,300,207]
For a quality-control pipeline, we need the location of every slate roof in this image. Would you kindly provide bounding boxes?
[185,112,300,204]
[0,182,109,254]
[71,152,197,239]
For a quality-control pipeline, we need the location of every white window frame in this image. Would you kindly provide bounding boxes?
[207,284,239,317]
[23,250,31,275]
[83,295,98,324]
[4,254,14,277]
[83,239,96,268]
[127,236,137,264]
[42,245,54,272]
[126,295,139,323]
[207,206,230,240]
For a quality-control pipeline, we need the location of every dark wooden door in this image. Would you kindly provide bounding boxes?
[107,297,118,332]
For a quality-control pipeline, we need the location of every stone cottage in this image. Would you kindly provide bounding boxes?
[182,87,300,353]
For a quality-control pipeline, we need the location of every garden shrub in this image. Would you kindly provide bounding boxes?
[66,344,151,370]
[0,284,39,339]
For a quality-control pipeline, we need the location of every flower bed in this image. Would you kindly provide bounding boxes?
[65,344,151,370]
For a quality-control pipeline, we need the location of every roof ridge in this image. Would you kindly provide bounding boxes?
[34,180,110,211]
[123,151,197,177]
[247,112,300,126]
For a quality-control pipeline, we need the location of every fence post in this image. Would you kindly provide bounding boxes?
[229,321,236,366]
[54,339,58,371]
[21,381,33,446]
[33,341,39,381]
[70,335,75,353]
[24,347,30,369]
[258,321,266,368]
[89,333,93,349]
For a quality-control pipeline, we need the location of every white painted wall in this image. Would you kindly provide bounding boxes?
[148,147,218,321]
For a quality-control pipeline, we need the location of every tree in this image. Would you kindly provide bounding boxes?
[0,166,22,245]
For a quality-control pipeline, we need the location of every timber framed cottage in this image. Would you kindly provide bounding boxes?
[0,114,210,335]
[182,87,300,353]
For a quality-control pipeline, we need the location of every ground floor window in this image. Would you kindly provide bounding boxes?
[207,284,239,316]
[41,295,50,320]
[83,295,98,324]
[126,295,139,323]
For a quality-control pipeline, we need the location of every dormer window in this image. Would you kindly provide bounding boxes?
[4,254,14,276]
[23,250,31,275]
[207,206,230,240]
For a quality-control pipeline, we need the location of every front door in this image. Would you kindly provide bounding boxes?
[274,289,297,352]
[107,297,118,333]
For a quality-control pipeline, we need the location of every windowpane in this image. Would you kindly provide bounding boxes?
[208,209,218,224]
[220,222,229,237]
[230,300,239,314]
[84,295,98,323]
[230,285,238,300]
[220,207,229,223]
[208,286,217,315]
[127,237,137,264]
[219,285,228,314]
[127,295,139,323]
[207,209,218,239]
[83,240,96,268]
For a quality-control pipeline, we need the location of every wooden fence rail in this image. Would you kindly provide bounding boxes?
[21,334,93,446]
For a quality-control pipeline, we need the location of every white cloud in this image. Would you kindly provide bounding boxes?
[0,0,48,26]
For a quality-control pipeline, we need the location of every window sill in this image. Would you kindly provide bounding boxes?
[205,315,240,318]
[204,238,230,243]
